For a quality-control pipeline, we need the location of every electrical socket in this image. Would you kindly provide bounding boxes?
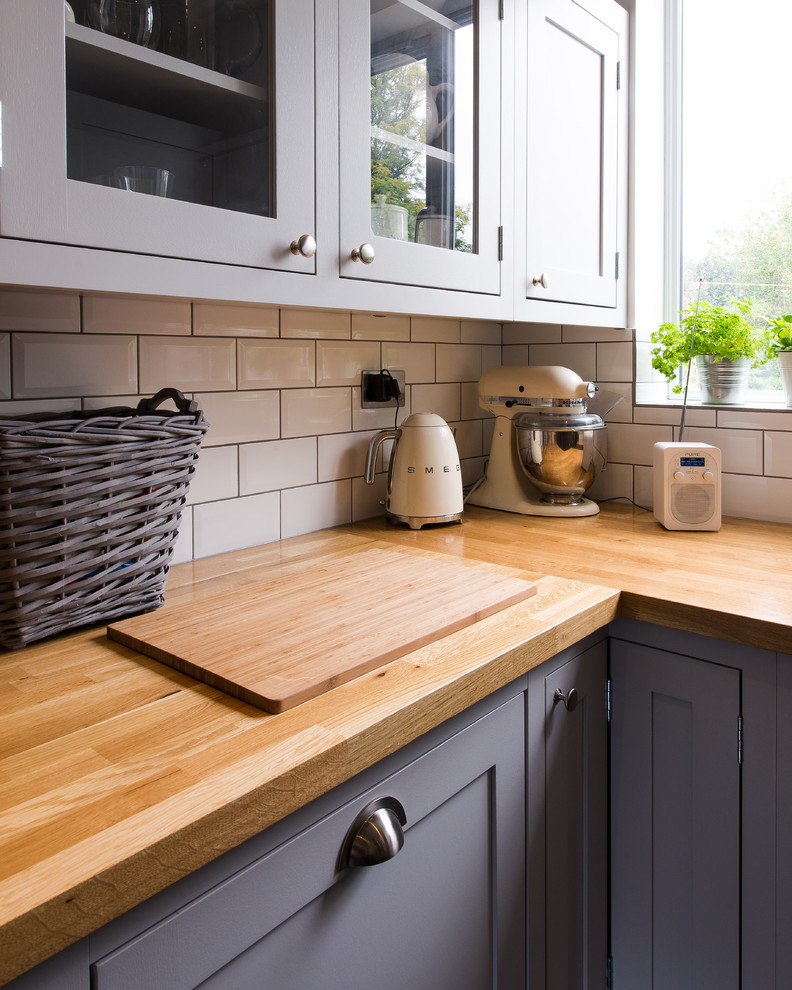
[361,370,406,409]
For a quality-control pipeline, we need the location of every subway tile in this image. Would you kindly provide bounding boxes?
[675,426,763,475]
[193,492,280,557]
[83,294,190,334]
[633,404,717,428]
[83,394,139,410]
[193,302,278,337]
[281,480,352,539]
[528,342,597,381]
[238,338,315,389]
[502,322,562,345]
[195,390,279,446]
[563,325,632,343]
[12,333,137,398]
[410,383,460,423]
[0,397,81,417]
[436,344,482,383]
[721,474,792,525]
[589,461,634,503]
[318,431,372,482]
[502,344,530,367]
[352,474,387,522]
[460,382,489,420]
[352,313,410,341]
[717,408,792,431]
[281,387,351,438]
[186,446,239,504]
[765,431,792,478]
[597,341,633,383]
[381,342,435,383]
[281,308,351,339]
[461,320,501,344]
[461,455,487,488]
[411,316,460,343]
[452,419,483,459]
[139,337,235,393]
[634,465,654,510]
[171,507,193,564]
[595,382,633,424]
[0,335,9,400]
[316,340,380,387]
[606,422,674,466]
[239,437,317,494]
[0,288,80,332]
[481,345,501,375]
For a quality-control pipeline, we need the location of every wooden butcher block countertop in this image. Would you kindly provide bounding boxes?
[1,503,790,984]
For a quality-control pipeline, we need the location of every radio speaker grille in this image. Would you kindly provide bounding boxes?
[670,484,716,524]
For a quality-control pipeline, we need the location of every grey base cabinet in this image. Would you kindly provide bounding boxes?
[526,633,609,990]
[7,680,526,990]
[609,619,779,990]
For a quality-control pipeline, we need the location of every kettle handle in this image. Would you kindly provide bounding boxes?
[364,428,400,484]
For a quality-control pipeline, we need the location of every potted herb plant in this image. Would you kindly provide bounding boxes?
[651,299,770,404]
[765,314,792,406]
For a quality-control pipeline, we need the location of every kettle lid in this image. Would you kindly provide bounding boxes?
[401,412,450,428]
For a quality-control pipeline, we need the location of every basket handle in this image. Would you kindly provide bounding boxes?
[136,389,199,417]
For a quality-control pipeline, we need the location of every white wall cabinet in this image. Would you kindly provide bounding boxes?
[0,1,316,274]
[514,0,628,320]
[0,0,628,325]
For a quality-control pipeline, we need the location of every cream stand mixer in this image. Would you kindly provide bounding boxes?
[467,366,608,517]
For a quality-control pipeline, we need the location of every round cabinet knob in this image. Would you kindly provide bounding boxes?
[674,470,686,481]
[703,470,714,481]
[339,797,406,869]
[289,234,317,258]
[351,243,375,264]
[532,272,549,288]
[553,687,578,712]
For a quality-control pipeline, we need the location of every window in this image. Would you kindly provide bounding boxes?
[656,0,791,405]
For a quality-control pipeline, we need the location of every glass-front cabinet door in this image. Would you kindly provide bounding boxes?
[0,0,315,272]
[338,0,502,295]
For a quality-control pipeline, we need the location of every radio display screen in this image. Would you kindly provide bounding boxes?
[680,456,706,467]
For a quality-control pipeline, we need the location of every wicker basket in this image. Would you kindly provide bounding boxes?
[0,389,208,650]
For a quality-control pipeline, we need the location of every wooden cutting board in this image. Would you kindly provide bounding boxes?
[107,545,537,713]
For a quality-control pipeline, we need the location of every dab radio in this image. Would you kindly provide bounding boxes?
[653,442,722,531]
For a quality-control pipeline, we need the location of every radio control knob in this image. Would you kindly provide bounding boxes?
[702,470,714,481]
[673,470,685,481]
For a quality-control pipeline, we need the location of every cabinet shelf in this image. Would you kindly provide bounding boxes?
[65,22,268,132]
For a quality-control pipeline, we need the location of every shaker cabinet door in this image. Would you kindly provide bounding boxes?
[338,0,502,295]
[517,0,625,310]
[0,0,315,272]
[610,642,741,990]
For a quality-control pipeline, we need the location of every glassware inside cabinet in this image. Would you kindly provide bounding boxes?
[64,0,272,217]
[369,0,475,254]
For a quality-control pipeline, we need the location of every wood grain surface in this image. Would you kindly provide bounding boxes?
[107,546,537,712]
[1,504,790,985]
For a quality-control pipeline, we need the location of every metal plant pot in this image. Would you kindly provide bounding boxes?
[777,351,792,407]
[695,355,749,405]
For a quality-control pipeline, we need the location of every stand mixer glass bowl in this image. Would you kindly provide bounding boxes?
[513,409,607,505]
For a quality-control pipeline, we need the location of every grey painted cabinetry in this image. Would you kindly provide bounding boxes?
[526,635,609,990]
[609,619,779,990]
[7,680,527,990]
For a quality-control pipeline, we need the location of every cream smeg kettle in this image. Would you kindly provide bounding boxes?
[364,413,463,530]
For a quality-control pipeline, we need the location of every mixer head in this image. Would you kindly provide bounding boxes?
[477,366,597,419]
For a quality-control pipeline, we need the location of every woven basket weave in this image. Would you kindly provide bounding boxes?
[0,389,208,650]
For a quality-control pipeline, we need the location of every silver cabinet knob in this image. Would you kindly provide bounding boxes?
[339,797,406,869]
[553,687,578,712]
[289,234,317,258]
[532,272,549,288]
[351,243,375,264]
